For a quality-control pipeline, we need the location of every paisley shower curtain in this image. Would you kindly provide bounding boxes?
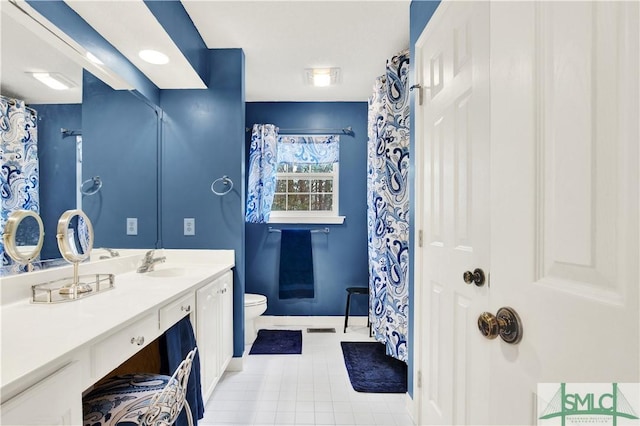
[367,50,410,362]
[0,96,39,267]
[246,124,279,223]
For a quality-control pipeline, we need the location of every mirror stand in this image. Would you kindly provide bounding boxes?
[29,209,115,304]
[2,210,45,272]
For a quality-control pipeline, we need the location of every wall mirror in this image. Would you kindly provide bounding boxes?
[2,210,45,270]
[1,2,160,276]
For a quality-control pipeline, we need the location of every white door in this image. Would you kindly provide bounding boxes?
[415,1,491,424]
[488,2,639,424]
[415,1,640,425]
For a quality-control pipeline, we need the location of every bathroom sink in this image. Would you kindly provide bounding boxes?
[145,267,187,278]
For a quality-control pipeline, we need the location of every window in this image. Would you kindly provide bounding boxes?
[268,136,344,224]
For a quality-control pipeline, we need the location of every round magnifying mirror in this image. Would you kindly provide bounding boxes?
[56,209,94,263]
[2,210,44,265]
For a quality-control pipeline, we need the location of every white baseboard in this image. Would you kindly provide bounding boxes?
[255,315,368,329]
[226,355,244,372]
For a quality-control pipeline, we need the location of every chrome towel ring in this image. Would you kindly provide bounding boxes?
[211,176,233,196]
[80,176,102,196]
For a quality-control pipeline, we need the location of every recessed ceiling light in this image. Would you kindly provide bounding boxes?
[86,52,104,65]
[138,49,169,65]
[313,71,331,87]
[305,68,340,87]
[30,73,75,90]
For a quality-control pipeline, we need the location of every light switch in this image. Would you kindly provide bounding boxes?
[126,218,138,235]
[184,218,195,236]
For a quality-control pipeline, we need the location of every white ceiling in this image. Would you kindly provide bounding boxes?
[0,0,410,104]
[183,1,410,101]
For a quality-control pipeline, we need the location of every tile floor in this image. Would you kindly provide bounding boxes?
[200,324,414,426]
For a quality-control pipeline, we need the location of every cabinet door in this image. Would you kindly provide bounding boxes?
[1,362,82,425]
[196,280,221,402]
[220,271,234,368]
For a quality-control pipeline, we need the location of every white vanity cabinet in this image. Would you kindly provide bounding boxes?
[196,270,233,402]
[0,250,235,425]
[0,362,82,425]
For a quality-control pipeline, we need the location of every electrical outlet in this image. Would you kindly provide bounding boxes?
[184,218,195,236]
[126,218,138,235]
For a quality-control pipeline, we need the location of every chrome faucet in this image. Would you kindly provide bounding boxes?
[137,250,166,273]
[98,248,120,259]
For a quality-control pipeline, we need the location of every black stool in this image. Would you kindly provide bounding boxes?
[344,287,369,333]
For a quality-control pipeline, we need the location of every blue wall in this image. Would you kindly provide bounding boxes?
[81,71,160,249]
[408,0,441,398]
[31,104,82,259]
[245,102,369,317]
[79,50,246,358]
[161,49,246,357]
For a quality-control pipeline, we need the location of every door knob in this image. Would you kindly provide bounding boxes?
[463,268,486,286]
[477,307,523,344]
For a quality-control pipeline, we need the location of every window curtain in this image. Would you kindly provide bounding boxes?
[245,124,279,223]
[0,96,39,267]
[367,50,410,362]
[277,135,339,164]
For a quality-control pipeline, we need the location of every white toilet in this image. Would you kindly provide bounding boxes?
[244,293,267,345]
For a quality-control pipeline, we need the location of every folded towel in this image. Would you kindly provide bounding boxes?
[160,316,204,426]
[279,229,315,299]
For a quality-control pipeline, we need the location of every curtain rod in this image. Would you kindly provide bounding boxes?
[246,126,354,137]
[1,95,37,115]
[61,128,82,137]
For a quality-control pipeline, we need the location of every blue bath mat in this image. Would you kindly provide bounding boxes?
[340,342,407,393]
[249,329,302,355]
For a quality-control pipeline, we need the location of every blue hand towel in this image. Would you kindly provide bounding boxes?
[160,316,204,426]
[279,229,315,299]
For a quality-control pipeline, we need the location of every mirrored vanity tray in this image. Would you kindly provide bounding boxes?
[31,274,115,304]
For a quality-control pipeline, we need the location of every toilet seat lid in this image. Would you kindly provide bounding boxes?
[245,293,267,306]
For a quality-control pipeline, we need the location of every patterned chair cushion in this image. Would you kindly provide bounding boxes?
[83,374,179,426]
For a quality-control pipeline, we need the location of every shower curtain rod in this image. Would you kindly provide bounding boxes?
[61,128,82,137]
[245,126,354,137]
[1,95,37,115]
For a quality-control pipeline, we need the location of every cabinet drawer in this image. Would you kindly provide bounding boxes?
[160,292,195,331]
[91,312,159,381]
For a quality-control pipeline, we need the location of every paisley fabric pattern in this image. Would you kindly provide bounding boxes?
[82,374,177,426]
[246,124,279,223]
[367,50,410,362]
[277,135,339,164]
[0,96,39,267]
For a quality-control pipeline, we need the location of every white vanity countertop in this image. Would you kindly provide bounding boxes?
[0,249,234,402]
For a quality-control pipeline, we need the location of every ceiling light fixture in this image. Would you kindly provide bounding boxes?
[305,68,340,87]
[30,72,75,90]
[138,49,169,65]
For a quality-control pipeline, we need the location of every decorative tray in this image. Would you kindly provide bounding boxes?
[31,273,115,304]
